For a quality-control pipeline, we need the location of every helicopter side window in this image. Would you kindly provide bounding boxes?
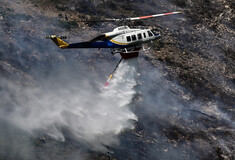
[126,36,131,42]
[143,33,146,38]
[131,35,137,41]
[148,31,153,37]
[137,33,142,40]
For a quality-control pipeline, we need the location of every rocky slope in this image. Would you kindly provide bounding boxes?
[150,0,235,105]
[0,0,234,160]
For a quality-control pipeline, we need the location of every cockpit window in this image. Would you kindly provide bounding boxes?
[148,31,153,37]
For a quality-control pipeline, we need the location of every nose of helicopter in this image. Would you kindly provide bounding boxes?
[151,29,161,39]
[154,32,161,39]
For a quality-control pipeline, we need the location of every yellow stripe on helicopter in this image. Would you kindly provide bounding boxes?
[105,34,128,45]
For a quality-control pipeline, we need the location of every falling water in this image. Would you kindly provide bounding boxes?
[0,58,140,152]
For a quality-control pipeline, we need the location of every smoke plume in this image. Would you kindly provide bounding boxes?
[0,59,138,152]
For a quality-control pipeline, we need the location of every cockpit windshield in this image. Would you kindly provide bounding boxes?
[151,29,161,37]
[147,30,154,37]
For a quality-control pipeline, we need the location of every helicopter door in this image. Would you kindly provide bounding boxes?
[126,36,131,42]
[131,35,137,41]
[137,33,142,40]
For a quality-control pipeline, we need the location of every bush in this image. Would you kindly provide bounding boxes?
[153,40,164,50]
[57,20,78,30]
[172,0,187,7]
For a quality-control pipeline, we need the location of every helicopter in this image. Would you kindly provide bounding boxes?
[46,11,182,85]
[46,11,181,59]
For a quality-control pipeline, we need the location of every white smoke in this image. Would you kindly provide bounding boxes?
[0,58,139,152]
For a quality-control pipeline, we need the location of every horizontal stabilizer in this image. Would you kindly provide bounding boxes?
[45,35,67,39]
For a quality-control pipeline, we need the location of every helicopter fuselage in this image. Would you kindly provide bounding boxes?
[68,26,160,49]
[46,26,160,59]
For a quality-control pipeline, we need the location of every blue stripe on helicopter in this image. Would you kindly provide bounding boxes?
[68,40,127,49]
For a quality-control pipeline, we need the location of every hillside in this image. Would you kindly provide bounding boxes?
[0,0,234,160]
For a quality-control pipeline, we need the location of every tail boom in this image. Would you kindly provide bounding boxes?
[45,35,69,49]
[46,35,127,49]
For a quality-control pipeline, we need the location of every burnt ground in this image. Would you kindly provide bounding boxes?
[0,0,234,160]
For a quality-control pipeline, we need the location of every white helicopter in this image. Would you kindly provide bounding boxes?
[46,11,181,59]
[46,11,181,85]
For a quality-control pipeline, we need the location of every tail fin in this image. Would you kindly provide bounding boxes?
[45,35,69,49]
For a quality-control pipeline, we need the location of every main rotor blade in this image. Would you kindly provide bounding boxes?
[125,11,182,21]
[77,18,119,22]
[77,11,182,23]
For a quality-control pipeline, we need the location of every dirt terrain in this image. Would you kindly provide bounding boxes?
[0,0,234,160]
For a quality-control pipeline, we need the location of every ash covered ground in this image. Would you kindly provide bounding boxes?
[0,0,234,160]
